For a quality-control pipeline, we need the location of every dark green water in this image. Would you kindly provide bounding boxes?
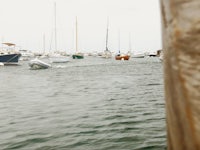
[0,56,166,150]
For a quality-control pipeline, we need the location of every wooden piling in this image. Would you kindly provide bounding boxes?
[160,0,200,149]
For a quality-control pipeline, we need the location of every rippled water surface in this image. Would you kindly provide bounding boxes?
[0,57,166,150]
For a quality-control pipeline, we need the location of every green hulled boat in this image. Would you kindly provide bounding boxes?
[72,17,84,59]
[72,53,84,59]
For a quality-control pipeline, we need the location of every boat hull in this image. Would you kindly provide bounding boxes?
[0,53,21,65]
[132,54,145,58]
[115,55,130,60]
[72,54,84,59]
[29,58,51,70]
[50,57,70,63]
[101,50,112,58]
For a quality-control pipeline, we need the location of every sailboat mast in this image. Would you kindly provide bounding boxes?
[43,33,46,54]
[105,18,109,51]
[76,16,78,53]
[54,2,57,52]
[118,30,120,54]
[129,33,132,52]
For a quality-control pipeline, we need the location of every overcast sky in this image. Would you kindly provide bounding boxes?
[0,0,162,54]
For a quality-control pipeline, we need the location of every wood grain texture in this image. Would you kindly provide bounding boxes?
[160,0,200,149]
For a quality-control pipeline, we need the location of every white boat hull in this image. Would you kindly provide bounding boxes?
[101,50,112,58]
[29,58,51,69]
[49,57,70,63]
[131,54,145,58]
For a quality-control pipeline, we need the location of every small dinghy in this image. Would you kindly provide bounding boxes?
[29,58,51,70]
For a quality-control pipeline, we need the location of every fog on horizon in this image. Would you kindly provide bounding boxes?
[0,0,162,54]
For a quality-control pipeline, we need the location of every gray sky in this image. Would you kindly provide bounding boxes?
[0,0,162,54]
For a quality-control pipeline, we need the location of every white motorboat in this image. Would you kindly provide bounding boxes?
[101,50,112,58]
[29,58,51,69]
[0,43,21,65]
[49,54,70,63]
[19,49,34,61]
[131,53,145,58]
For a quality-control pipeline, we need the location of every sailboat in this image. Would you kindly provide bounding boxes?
[101,18,112,58]
[49,2,70,63]
[115,30,130,60]
[72,17,84,59]
[127,33,144,58]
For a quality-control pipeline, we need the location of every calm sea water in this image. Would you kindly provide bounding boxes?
[0,56,166,150]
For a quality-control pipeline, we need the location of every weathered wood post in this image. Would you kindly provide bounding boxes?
[160,0,200,149]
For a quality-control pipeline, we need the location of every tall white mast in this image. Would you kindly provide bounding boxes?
[43,33,46,54]
[76,16,78,53]
[118,29,120,54]
[105,17,109,51]
[54,2,57,52]
[129,33,132,52]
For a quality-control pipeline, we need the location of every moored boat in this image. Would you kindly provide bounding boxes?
[101,18,112,59]
[50,56,70,63]
[49,3,71,63]
[0,43,21,65]
[101,50,112,59]
[115,54,130,60]
[29,58,51,70]
[49,53,70,63]
[0,53,22,65]
[72,17,84,59]
[115,30,130,61]
[131,53,145,58]
[19,49,34,61]
[72,53,84,59]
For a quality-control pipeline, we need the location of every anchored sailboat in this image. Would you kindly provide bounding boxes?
[129,33,144,58]
[50,2,70,63]
[102,18,112,58]
[72,17,84,59]
[115,30,130,60]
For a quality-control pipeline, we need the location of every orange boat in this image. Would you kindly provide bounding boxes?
[115,54,130,60]
[115,30,130,60]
